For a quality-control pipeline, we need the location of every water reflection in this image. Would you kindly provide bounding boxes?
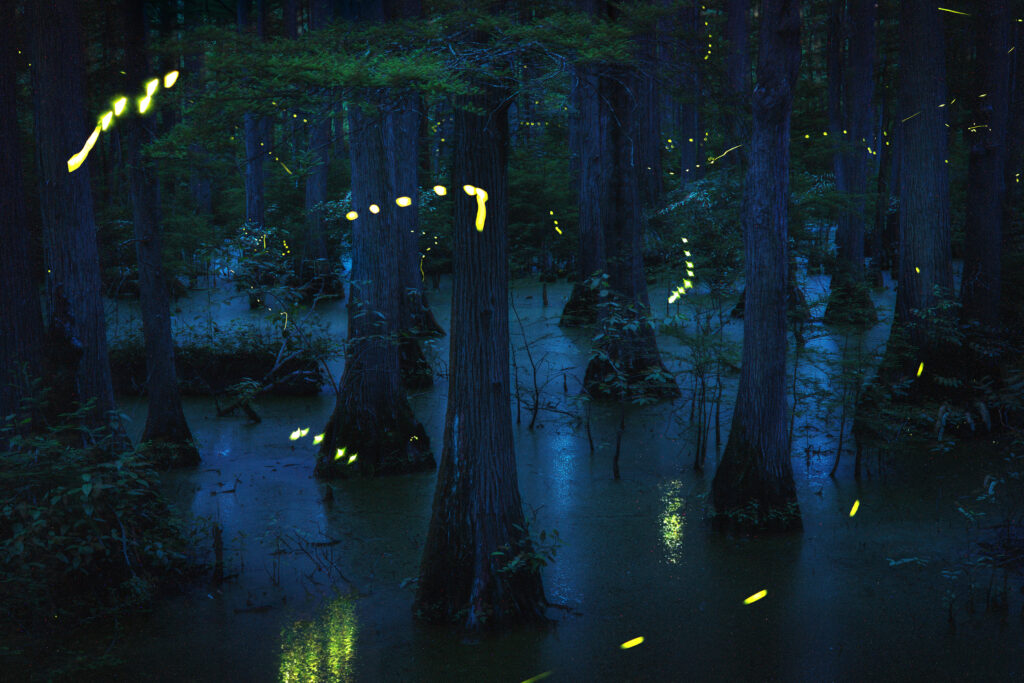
[659,479,686,564]
[279,595,358,683]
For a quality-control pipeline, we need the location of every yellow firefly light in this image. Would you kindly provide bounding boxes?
[67,125,101,173]
[850,500,860,517]
[289,428,302,441]
[113,97,128,116]
[620,636,644,649]
[917,362,924,377]
[145,78,160,96]
[369,204,380,214]
[346,211,358,221]
[520,672,553,683]
[163,70,179,88]
[472,187,488,231]
[313,433,324,445]
[744,590,767,605]
[396,196,412,207]
[915,266,920,273]
[100,111,113,131]
[463,184,476,196]
[433,185,447,196]
[347,452,358,465]
[334,447,346,460]
[138,95,152,114]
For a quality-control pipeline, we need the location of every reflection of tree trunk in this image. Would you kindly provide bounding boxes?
[316,94,433,478]
[712,0,802,534]
[124,0,198,467]
[0,0,44,428]
[29,0,125,442]
[415,73,547,630]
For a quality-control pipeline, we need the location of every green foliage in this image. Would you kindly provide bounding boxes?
[0,402,190,635]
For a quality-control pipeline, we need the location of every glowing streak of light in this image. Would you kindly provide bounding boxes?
[369,204,380,214]
[278,160,292,175]
[67,125,100,173]
[396,196,412,207]
[113,97,127,115]
[937,7,970,16]
[708,144,743,164]
[463,184,476,196]
[850,500,860,517]
[138,95,152,114]
[100,111,113,130]
[281,311,289,331]
[744,590,767,605]
[902,111,921,123]
[433,185,447,196]
[554,226,562,234]
[163,70,179,88]
[521,672,553,683]
[915,266,921,273]
[917,362,924,377]
[620,636,644,649]
[420,254,425,281]
[346,211,358,221]
[145,78,160,96]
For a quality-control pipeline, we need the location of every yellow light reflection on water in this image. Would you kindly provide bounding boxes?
[279,595,358,682]
[659,479,686,563]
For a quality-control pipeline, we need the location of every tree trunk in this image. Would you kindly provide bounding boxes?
[637,25,662,208]
[560,58,609,327]
[582,52,679,401]
[315,95,433,478]
[712,0,802,534]
[886,0,953,384]
[28,0,125,440]
[723,0,750,168]
[677,0,701,187]
[415,79,547,631]
[239,0,265,229]
[123,0,198,468]
[961,0,1010,332]
[0,0,45,427]
[824,0,876,326]
[302,0,332,283]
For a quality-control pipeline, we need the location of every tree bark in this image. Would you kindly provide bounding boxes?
[886,0,953,384]
[676,0,701,188]
[415,78,546,631]
[961,0,1010,332]
[0,0,45,427]
[302,0,333,282]
[723,0,750,168]
[123,0,199,467]
[824,0,877,326]
[712,0,802,534]
[315,94,433,478]
[239,0,265,229]
[28,0,124,439]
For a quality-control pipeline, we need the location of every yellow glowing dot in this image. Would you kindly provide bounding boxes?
[289,428,302,441]
[555,226,562,234]
[145,78,159,96]
[396,196,412,207]
[463,184,477,196]
[100,111,113,130]
[433,185,447,196]
[163,70,179,88]
[347,452,358,465]
[915,267,920,273]
[743,590,767,605]
[667,138,672,143]
[850,500,860,517]
[843,129,848,134]
[804,134,810,139]
[684,251,691,257]
[620,636,644,649]
[549,210,554,215]
[917,362,924,377]
[688,138,694,142]
[313,433,324,445]
[823,131,828,136]
[346,211,358,220]
[334,447,346,460]
[138,95,152,113]
[369,204,380,214]
[113,97,128,116]
[681,237,688,243]
[687,270,695,277]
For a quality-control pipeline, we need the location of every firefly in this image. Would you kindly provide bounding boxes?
[100,111,113,131]
[313,433,324,445]
[521,672,552,683]
[145,78,160,96]
[744,590,767,605]
[433,185,447,196]
[346,211,358,221]
[620,636,644,649]
[113,97,128,116]
[396,196,412,207]
[138,95,152,114]
[917,362,924,377]
[369,204,380,214]
[67,126,101,172]
[163,70,179,88]
[334,447,347,460]
[850,500,860,517]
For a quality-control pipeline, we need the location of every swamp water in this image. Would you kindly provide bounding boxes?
[49,276,1024,681]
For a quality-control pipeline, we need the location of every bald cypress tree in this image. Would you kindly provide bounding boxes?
[712,0,802,533]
